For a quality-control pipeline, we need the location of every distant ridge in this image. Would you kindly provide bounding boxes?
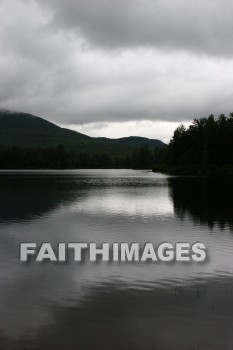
[96,136,166,149]
[0,109,166,153]
[0,109,167,169]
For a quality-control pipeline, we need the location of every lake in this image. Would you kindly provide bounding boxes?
[0,169,233,349]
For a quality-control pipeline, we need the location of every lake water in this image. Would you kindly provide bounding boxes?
[0,169,233,349]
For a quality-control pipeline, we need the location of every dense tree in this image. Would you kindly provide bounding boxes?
[153,113,233,175]
[0,144,158,170]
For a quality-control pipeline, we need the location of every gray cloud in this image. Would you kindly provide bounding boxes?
[1,0,233,135]
[40,0,233,57]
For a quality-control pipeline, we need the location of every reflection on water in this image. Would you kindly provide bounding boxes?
[169,176,233,230]
[0,170,233,349]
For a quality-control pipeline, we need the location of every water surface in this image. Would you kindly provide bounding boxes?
[0,169,233,349]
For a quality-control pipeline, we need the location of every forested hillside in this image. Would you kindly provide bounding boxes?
[0,110,165,169]
[96,136,166,149]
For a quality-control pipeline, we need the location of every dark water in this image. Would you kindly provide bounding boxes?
[0,169,233,350]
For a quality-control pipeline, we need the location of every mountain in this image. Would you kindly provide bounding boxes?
[0,110,127,155]
[0,110,166,152]
[0,109,166,169]
[96,136,166,149]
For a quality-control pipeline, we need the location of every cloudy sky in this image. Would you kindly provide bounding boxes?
[1,0,233,142]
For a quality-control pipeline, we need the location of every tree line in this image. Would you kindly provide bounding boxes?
[2,113,230,173]
[153,113,233,175]
[0,144,158,169]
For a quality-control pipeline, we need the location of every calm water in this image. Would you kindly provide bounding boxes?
[0,169,233,349]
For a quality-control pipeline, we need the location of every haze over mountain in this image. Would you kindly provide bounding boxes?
[0,110,166,153]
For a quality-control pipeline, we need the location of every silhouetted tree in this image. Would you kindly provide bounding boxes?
[154,113,233,175]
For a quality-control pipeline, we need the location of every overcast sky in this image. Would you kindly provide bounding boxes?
[1,0,233,141]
